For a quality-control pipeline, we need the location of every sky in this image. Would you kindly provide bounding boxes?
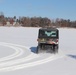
[0,0,76,21]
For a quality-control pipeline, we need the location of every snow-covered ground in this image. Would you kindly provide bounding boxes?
[0,27,76,75]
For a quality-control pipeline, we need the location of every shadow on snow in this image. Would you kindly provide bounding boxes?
[30,47,37,53]
[68,55,76,60]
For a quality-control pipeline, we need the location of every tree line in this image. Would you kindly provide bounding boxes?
[0,12,76,28]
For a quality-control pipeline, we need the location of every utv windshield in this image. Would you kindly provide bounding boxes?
[39,30,58,38]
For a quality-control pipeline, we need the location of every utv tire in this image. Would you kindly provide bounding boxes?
[36,46,40,54]
[36,46,38,54]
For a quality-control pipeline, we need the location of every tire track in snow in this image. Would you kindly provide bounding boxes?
[0,53,39,67]
[0,43,24,62]
[0,53,65,72]
[0,42,65,72]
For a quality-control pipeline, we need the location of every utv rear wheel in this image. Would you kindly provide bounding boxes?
[36,45,40,53]
[36,46,38,53]
[52,44,55,53]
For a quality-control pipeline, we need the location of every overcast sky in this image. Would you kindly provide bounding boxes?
[0,0,76,21]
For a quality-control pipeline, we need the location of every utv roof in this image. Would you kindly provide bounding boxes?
[38,27,59,38]
[39,27,58,31]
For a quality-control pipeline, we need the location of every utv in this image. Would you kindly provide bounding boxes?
[36,27,59,53]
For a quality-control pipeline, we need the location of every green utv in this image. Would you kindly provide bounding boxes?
[36,27,59,53]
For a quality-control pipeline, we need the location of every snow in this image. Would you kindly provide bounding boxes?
[0,27,76,75]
